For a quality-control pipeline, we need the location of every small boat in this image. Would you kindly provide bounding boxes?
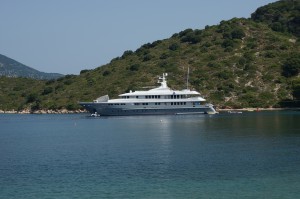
[79,73,217,116]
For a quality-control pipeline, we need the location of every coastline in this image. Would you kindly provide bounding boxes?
[216,107,300,112]
[0,107,299,114]
[0,109,87,114]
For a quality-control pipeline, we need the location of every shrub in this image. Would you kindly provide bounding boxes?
[143,54,153,62]
[160,53,169,59]
[179,28,193,37]
[169,43,180,51]
[282,54,300,77]
[80,69,90,74]
[46,79,55,85]
[222,39,234,48]
[103,70,111,76]
[129,64,140,71]
[121,50,134,58]
[26,93,39,103]
[231,28,245,39]
[66,103,77,110]
[42,87,53,95]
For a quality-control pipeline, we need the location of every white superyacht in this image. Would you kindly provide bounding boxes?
[79,73,217,116]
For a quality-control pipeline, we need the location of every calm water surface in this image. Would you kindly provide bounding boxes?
[0,111,299,198]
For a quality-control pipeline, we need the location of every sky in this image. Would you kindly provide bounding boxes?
[1,0,278,75]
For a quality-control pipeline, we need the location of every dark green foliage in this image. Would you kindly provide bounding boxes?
[64,79,73,85]
[160,53,169,60]
[42,87,53,95]
[103,70,111,76]
[80,69,90,74]
[122,50,134,58]
[180,31,202,44]
[217,70,232,80]
[231,28,245,39]
[251,0,300,36]
[143,54,153,62]
[46,79,55,85]
[292,78,300,100]
[169,43,180,51]
[179,28,193,37]
[222,39,234,48]
[271,22,286,32]
[282,53,300,77]
[26,93,39,103]
[129,64,140,71]
[66,103,77,110]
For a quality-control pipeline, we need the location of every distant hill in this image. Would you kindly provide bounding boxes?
[0,0,299,111]
[0,54,64,80]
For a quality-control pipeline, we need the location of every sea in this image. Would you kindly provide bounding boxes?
[0,111,299,199]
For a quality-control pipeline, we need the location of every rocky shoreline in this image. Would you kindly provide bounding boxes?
[0,108,298,114]
[0,109,87,114]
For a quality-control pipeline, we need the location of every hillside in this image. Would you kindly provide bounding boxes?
[0,0,299,112]
[0,54,64,80]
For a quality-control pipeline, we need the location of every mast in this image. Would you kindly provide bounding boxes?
[186,67,189,90]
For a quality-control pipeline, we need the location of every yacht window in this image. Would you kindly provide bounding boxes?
[145,96,148,99]
[158,95,160,98]
[136,96,139,98]
[171,102,173,105]
[171,95,173,99]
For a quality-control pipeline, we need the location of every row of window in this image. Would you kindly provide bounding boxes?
[171,102,187,105]
[107,102,192,106]
[121,95,190,99]
[145,95,161,99]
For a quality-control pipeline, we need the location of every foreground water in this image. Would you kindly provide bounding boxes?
[0,111,299,198]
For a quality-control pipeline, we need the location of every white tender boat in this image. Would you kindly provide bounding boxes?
[79,73,217,116]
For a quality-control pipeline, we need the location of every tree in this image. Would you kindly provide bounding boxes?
[282,54,300,77]
[231,28,245,39]
[169,43,179,51]
[292,78,300,100]
[129,64,140,71]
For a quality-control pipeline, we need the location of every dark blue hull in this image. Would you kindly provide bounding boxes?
[79,102,217,116]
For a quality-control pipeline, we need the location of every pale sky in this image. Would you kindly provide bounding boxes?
[0,0,277,75]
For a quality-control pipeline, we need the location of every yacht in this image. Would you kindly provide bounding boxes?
[79,73,217,116]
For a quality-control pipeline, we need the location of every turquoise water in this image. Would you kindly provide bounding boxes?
[0,111,299,198]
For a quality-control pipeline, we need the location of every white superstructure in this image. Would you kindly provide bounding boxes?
[79,73,217,116]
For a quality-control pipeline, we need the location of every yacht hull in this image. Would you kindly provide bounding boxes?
[79,102,217,116]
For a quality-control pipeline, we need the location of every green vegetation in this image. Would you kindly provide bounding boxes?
[0,0,299,111]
